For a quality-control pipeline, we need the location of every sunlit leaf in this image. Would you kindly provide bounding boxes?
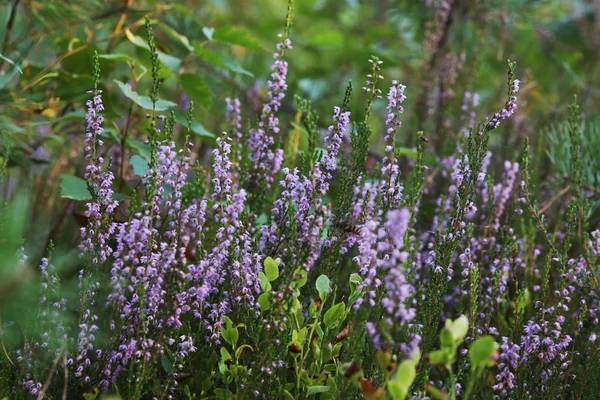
[114,80,177,111]
[60,174,91,201]
[213,26,263,49]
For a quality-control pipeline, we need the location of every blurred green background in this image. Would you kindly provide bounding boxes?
[1,0,599,253]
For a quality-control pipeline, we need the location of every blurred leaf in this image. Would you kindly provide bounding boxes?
[323,302,345,330]
[213,26,263,49]
[0,53,23,74]
[203,27,215,40]
[126,139,152,161]
[173,109,215,138]
[60,174,92,201]
[193,43,253,77]
[114,80,177,111]
[220,55,254,77]
[161,355,173,373]
[158,22,194,51]
[316,275,331,301]
[469,336,499,368]
[306,386,329,396]
[125,28,182,72]
[98,53,148,74]
[180,73,213,109]
[264,256,280,282]
[130,155,149,176]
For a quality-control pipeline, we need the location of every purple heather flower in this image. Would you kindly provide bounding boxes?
[248,35,293,188]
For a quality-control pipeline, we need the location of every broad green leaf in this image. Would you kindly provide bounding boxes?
[125,28,182,72]
[323,302,345,330]
[193,42,226,67]
[180,73,213,109]
[130,155,149,176]
[158,22,194,51]
[427,350,446,366]
[221,316,239,348]
[258,293,272,311]
[126,139,152,161]
[451,315,469,343]
[394,359,416,394]
[264,256,280,281]
[113,193,130,201]
[258,271,271,293]
[220,347,233,362]
[161,355,172,373]
[306,386,330,396]
[213,26,263,49]
[173,109,215,138]
[316,275,331,301]
[388,381,406,400]
[98,53,147,74]
[221,55,254,77]
[469,336,499,368]
[193,43,254,77]
[60,174,92,201]
[440,327,453,346]
[114,80,177,111]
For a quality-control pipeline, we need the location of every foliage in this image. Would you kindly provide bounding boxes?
[1,1,600,400]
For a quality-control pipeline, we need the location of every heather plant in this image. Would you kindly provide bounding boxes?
[1,2,600,400]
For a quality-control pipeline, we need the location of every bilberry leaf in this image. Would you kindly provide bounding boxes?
[264,257,280,282]
[316,275,331,302]
[60,174,92,201]
[323,302,345,330]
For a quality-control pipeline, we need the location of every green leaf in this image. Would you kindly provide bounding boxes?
[395,147,419,159]
[220,347,233,362]
[468,336,499,368]
[425,384,447,400]
[158,23,194,51]
[235,344,253,360]
[161,355,173,373]
[173,109,215,138]
[393,359,417,395]
[114,80,177,111]
[451,315,469,343]
[427,350,446,366]
[193,43,254,77]
[316,275,331,301]
[113,193,130,201]
[221,316,239,348]
[98,53,147,74]
[125,28,182,72]
[306,386,330,396]
[193,42,226,67]
[388,381,406,400]
[126,139,152,161]
[258,271,271,293]
[130,155,149,176]
[213,26,263,49]
[180,73,213,109]
[258,293,272,311]
[264,256,280,282]
[220,55,254,77]
[323,303,345,330]
[60,174,92,201]
[283,390,295,400]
